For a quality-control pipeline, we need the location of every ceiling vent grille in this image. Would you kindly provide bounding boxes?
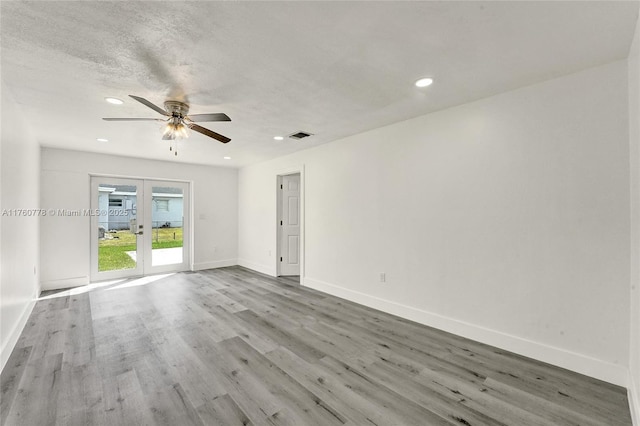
[289,131,313,140]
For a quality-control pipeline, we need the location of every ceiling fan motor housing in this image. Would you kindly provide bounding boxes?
[164,100,190,117]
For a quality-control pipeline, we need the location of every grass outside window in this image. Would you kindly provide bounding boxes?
[98,227,183,271]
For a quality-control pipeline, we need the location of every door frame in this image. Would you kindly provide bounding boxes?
[276,165,305,281]
[89,174,192,282]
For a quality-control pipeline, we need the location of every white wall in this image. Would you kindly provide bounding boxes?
[239,60,631,386]
[40,148,238,290]
[1,81,41,370]
[628,10,640,425]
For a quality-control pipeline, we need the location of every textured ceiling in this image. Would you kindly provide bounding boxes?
[1,1,638,167]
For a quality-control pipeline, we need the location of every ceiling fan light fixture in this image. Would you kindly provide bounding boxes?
[274,136,284,141]
[163,120,189,139]
[176,123,189,139]
[415,77,434,88]
[104,97,124,105]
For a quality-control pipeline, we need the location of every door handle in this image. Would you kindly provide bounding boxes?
[134,231,143,235]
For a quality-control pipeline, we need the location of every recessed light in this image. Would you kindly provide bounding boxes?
[273,136,284,141]
[415,77,434,88]
[96,138,109,142]
[223,156,231,160]
[104,97,123,105]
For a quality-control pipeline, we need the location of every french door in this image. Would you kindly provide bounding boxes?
[90,176,190,281]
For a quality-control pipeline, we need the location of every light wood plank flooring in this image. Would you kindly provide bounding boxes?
[1,266,632,425]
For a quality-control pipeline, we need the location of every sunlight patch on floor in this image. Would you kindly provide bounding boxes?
[38,273,177,299]
[106,273,176,291]
[38,279,126,300]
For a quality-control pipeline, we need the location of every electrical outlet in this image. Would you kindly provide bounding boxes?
[268,250,272,256]
[380,272,386,283]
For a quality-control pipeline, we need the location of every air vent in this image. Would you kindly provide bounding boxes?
[289,131,313,140]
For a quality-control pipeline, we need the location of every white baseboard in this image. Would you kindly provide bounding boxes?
[630,371,640,426]
[304,277,629,387]
[193,259,238,271]
[40,275,89,291]
[1,296,36,373]
[237,258,276,277]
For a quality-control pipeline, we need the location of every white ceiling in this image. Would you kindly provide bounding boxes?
[1,1,638,167]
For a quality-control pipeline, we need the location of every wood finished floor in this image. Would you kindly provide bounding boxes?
[1,266,632,426]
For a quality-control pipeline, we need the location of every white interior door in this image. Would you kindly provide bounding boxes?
[279,174,300,276]
[91,177,190,281]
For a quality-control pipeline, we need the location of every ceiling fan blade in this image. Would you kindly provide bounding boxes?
[102,117,165,121]
[186,113,231,122]
[188,123,231,144]
[129,95,169,116]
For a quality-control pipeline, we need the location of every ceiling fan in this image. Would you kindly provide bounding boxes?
[103,95,231,147]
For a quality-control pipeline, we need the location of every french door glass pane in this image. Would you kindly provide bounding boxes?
[151,186,184,266]
[97,184,138,272]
